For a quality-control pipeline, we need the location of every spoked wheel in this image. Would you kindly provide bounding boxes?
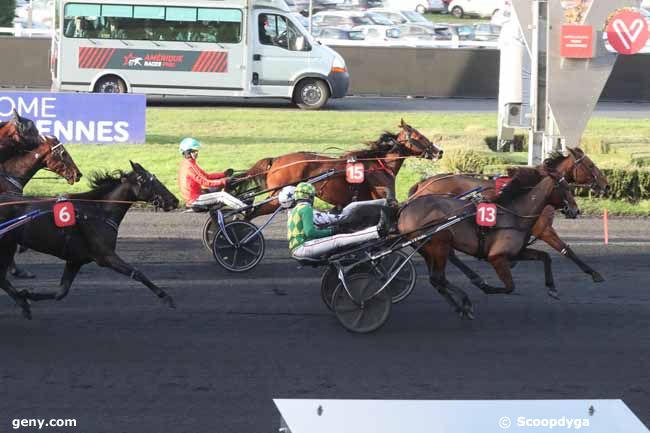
[202,217,217,251]
[320,261,371,311]
[202,213,243,252]
[320,250,416,309]
[369,250,417,304]
[332,273,392,334]
[212,221,265,272]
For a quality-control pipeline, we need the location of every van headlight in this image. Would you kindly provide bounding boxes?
[331,54,347,73]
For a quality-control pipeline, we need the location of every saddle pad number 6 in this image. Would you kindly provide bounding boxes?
[346,162,365,184]
[53,201,76,228]
[476,203,497,227]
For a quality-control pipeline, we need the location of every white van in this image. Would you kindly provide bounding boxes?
[51,0,349,109]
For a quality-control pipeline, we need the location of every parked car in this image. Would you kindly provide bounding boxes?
[381,0,445,14]
[447,23,475,40]
[473,23,501,41]
[371,8,436,29]
[490,5,511,26]
[334,0,384,10]
[317,27,366,41]
[285,0,311,15]
[397,23,452,41]
[447,0,504,18]
[312,10,391,28]
[355,24,401,40]
[365,11,398,26]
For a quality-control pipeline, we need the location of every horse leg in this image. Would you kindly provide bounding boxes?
[485,254,516,295]
[19,262,82,302]
[10,259,35,279]
[516,248,559,299]
[422,242,474,319]
[97,254,176,308]
[0,246,32,319]
[448,250,502,294]
[245,192,280,220]
[539,225,604,283]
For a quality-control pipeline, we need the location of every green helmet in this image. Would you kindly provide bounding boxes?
[179,137,201,154]
[294,182,316,201]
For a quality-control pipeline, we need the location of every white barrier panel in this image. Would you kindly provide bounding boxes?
[274,399,649,433]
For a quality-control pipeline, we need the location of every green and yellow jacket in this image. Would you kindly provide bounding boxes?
[287,202,333,251]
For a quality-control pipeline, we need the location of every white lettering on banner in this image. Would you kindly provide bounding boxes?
[42,97,56,118]
[35,119,130,143]
[0,96,59,118]
[17,98,38,117]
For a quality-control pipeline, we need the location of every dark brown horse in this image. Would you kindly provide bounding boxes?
[0,135,83,278]
[0,162,178,319]
[0,110,42,160]
[407,147,608,289]
[230,120,443,219]
[398,173,578,318]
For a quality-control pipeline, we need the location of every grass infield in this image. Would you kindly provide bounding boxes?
[24,108,650,215]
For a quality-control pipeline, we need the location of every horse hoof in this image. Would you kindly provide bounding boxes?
[161,294,176,309]
[592,272,605,283]
[548,288,560,300]
[11,268,36,279]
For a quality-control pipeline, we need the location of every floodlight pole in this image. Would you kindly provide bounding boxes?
[528,0,548,165]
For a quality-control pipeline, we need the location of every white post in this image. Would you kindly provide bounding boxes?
[308,0,313,34]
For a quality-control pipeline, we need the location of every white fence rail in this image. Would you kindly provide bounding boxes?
[0,26,53,38]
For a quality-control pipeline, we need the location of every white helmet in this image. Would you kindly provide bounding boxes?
[278,186,296,209]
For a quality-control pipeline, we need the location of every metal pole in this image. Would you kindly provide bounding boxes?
[308,0,313,35]
[528,0,547,166]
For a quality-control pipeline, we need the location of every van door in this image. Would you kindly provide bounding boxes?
[250,12,312,97]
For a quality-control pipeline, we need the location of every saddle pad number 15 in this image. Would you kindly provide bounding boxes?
[346,162,365,184]
[476,203,497,227]
[53,202,76,228]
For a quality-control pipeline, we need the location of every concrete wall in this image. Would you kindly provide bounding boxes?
[1,37,648,101]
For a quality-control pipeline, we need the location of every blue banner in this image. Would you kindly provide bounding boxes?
[0,92,146,144]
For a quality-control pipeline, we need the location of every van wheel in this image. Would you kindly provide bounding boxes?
[294,78,329,110]
[451,6,463,18]
[94,76,126,93]
[416,4,427,14]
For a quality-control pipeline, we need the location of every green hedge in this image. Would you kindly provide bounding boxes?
[0,0,16,27]
[587,168,650,201]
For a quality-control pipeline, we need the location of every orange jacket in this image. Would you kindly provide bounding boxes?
[178,158,227,205]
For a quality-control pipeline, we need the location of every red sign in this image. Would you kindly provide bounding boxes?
[346,162,365,184]
[606,10,650,55]
[495,177,512,195]
[53,202,76,228]
[560,25,594,58]
[476,203,497,227]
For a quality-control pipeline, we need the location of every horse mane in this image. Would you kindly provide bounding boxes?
[344,132,398,159]
[497,166,546,204]
[542,151,567,171]
[68,170,126,200]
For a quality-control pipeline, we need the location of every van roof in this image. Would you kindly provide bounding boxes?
[61,0,290,12]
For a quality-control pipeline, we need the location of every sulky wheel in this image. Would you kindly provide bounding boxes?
[320,261,372,311]
[212,220,265,272]
[370,250,417,304]
[202,216,217,251]
[331,273,392,334]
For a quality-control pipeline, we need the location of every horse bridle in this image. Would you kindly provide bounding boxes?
[398,128,437,159]
[569,153,601,192]
[134,172,165,210]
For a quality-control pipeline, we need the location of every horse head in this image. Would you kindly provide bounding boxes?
[546,172,580,219]
[545,148,609,195]
[127,161,179,211]
[38,135,83,185]
[395,119,443,161]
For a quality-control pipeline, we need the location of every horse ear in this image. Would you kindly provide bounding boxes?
[129,160,138,171]
[12,109,18,120]
[566,147,577,158]
[400,118,405,128]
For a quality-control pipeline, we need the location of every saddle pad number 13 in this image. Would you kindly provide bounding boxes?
[476,203,497,227]
[346,162,365,184]
[53,202,76,228]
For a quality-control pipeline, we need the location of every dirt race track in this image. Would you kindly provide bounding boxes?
[1,211,649,432]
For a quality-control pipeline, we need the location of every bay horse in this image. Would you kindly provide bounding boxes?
[397,173,579,318]
[407,147,608,290]
[0,135,83,278]
[0,162,178,319]
[230,120,443,219]
[0,110,42,160]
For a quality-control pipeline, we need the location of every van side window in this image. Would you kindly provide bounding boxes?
[258,14,310,51]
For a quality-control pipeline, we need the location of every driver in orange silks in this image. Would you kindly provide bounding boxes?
[178,138,233,206]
